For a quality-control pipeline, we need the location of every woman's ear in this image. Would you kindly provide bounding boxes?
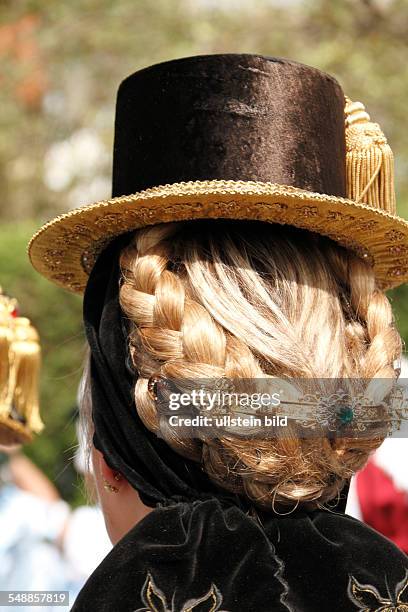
[91,446,153,545]
[93,448,123,493]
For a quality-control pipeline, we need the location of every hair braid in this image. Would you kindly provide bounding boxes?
[118,220,402,511]
[120,224,257,460]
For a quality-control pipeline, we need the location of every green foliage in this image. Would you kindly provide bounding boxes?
[389,285,408,351]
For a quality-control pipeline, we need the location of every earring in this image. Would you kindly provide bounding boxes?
[103,478,119,493]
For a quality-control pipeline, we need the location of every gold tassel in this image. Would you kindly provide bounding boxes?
[1,287,44,436]
[0,291,16,418]
[0,318,12,417]
[345,97,396,214]
[8,317,44,434]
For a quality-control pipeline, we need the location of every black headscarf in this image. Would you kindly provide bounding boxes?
[74,234,408,612]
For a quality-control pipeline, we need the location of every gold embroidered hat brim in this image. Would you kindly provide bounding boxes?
[28,180,408,293]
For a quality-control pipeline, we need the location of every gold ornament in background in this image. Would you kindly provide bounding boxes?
[0,287,43,445]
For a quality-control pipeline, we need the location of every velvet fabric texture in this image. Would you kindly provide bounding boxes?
[112,54,346,198]
[72,499,408,611]
[75,236,408,612]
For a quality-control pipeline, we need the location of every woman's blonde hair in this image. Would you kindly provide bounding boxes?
[116,219,401,511]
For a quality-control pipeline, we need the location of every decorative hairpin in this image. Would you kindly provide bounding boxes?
[276,386,407,433]
[147,375,161,401]
[146,374,408,435]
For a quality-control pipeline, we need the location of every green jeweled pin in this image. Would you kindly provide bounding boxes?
[338,405,354,425]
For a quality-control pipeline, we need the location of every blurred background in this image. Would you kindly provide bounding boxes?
[1,0,407,509]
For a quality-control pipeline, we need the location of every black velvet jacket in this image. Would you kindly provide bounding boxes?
[71,499,408,612]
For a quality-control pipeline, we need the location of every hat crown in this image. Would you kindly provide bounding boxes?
[112,54,346,198]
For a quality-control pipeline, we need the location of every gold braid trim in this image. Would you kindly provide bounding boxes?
[345,97,396,214]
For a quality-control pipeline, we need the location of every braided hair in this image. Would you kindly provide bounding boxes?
[118,220,402,510]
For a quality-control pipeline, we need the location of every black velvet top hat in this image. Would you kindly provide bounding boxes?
[29,53,407,292]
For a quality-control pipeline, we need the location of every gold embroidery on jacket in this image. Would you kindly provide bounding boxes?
[348,570,408,611]
[135,572,228,612]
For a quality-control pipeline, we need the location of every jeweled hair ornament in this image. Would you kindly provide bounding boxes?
[146,374,408,437]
